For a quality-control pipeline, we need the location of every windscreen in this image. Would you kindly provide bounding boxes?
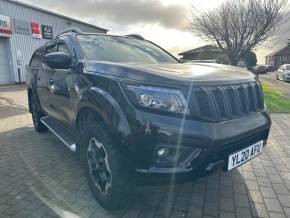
[77,34,178,64]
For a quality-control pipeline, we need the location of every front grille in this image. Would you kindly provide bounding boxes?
[189,82,264,122]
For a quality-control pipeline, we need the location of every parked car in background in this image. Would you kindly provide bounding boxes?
[265,65,274,72]
[181,59,218,64]
[276,64,290,82]
[252,65,266,74]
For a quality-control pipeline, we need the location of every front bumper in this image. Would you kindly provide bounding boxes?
[129,110,271,175]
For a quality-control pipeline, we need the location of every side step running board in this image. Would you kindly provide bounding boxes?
[40,116,76,152]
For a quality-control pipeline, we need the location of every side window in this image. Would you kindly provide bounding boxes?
[58,42,70,56]
[281,65,285,70]
[30,49,43,68]
[46,44,58,54]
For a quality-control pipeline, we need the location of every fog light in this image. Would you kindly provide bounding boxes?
[157,147,169,158]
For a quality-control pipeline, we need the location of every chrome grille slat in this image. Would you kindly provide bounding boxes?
[190,82,264,122]
[212,88,227,120]
[251,83,259,111]
[238,86,248,114]
[195,88,220,120]
[225,87,237,117]
[247,84,256,112]
[232,85,243,115]
[255,83,264,110]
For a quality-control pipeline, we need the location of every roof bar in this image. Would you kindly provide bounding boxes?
[125,34,144,40]
[56,27,83,37]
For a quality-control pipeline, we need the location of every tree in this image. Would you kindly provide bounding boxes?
[241,51,257,68]
[190,0,287,66]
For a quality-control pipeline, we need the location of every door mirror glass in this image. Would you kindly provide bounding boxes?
[43,52,71,69]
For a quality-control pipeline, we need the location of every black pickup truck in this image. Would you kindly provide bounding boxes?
[26,28,271,209]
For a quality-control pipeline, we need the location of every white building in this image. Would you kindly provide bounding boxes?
[0,0,107,84]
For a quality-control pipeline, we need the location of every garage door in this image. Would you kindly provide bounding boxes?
[0,38,11,84]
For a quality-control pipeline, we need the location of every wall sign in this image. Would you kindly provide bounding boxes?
[14,19,31,35]
[31,22,41,38]
[0,14,13,35]
[41,25,53,39]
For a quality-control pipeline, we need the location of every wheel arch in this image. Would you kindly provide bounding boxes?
[74,87,131,141]
[27,83,42,113]
[76,106,107,131]
[27,88,33,113]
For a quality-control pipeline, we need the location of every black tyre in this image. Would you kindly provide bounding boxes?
[276,74,279,80]
[31,97,48,132]
[80,120,132,210]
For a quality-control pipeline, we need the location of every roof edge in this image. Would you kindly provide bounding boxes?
[178,44,221,56]
[6,0,108,32]
[265,46,288,57]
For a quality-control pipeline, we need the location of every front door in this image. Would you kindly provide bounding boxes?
[48,39,75,126]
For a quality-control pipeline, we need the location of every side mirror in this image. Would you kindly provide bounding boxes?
[179,58,188,63]
[43,52,71,69]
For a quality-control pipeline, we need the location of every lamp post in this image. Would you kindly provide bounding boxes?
[287,39,290,65]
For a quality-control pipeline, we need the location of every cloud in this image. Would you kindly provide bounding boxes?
[119,23,204,56]
[23,0,189,31]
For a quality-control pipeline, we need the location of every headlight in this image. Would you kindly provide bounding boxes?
[125,85,189,114]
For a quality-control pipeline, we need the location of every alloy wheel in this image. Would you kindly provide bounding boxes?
[87,137,112,194]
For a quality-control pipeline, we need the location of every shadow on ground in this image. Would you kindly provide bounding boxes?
[0,104,28,119]
[0,123,266,218]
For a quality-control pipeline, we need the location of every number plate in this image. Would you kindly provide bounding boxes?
[227,140,263,171]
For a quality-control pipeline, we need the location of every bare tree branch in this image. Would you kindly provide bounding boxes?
[190,0,288,66]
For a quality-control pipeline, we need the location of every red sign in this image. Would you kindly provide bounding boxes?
[0,15,13,35]
[31,22,41,38]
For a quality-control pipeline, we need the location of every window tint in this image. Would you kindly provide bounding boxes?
[280,65,285,70]
[77,35,177,64]
[30,49,43,67]
[58,43,70,56]
[46,44,58,54]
